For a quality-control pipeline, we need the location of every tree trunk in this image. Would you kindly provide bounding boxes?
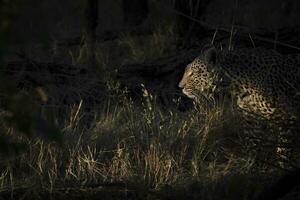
[84,0,98,71]
[174,0,212,42]
[122,0,149,27]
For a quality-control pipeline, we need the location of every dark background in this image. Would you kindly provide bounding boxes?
[0,1,300,200]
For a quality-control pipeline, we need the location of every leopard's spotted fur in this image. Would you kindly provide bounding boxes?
[179,46,300,166]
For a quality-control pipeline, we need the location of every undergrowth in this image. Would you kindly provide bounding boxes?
[0,84,273,199]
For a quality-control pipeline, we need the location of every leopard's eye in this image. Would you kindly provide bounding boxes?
[187,71,193,76]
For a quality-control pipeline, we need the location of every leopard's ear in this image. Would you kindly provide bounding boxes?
[202,44,217,65]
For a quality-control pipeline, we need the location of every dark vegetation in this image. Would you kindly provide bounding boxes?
[0,0,300,199]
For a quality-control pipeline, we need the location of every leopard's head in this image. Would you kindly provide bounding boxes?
[179,46,220,100]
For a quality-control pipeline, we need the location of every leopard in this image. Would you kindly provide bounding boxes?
[179,45,300,166]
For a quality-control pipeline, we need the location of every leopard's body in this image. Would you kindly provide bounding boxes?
[179,46,300,164]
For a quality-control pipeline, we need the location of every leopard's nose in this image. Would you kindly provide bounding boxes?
[178,79,185,88]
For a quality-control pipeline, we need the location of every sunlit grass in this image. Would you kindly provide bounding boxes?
[0,84,270,199]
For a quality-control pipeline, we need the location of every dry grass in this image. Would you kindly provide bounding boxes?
[0,84,273,199]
